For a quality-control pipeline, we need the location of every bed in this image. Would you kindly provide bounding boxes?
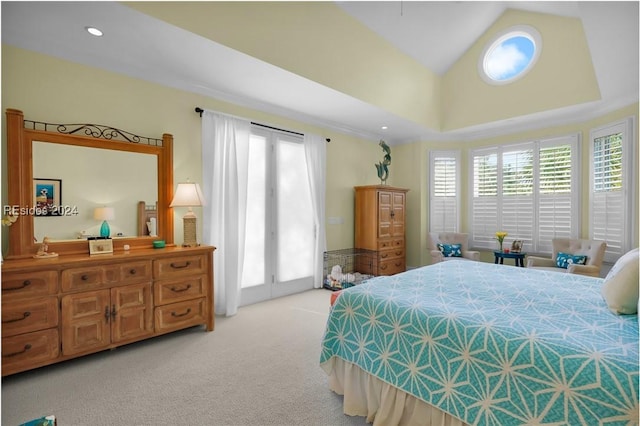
[320,259,639,425]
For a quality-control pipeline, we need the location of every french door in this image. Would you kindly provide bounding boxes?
[240,127,315,306]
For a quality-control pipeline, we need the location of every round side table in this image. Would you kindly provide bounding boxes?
[493,251,526,267]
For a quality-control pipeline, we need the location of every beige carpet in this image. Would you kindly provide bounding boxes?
[1,289,367,426]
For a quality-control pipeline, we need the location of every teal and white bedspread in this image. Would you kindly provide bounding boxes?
[320,260,639,425]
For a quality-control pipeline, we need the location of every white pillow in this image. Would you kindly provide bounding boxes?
[601,248,639,315]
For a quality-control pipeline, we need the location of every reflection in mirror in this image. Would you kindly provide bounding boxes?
[32,142,157,241]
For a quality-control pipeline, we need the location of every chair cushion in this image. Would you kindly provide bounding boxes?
[601,248,639,315]
[437,243,462,257]
[555,252,587,269]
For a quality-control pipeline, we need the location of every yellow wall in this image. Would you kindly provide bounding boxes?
[394,103,640,267]
[2,46,637,269]
[1,45,382,254]
[442,9,600,131]
[127,1,441,131]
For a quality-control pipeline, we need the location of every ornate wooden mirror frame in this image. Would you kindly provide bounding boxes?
[5,108,174,259]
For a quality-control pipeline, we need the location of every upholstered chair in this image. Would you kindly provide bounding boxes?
[526,238,607,277]
[429,232,480,264]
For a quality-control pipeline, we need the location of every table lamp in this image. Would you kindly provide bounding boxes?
[170,181,205,247]
[94,207,115,238]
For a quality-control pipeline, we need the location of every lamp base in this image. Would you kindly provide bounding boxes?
[100,221,110,238]
[182,216,198,247]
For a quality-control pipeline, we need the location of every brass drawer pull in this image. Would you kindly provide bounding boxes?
[129,269,137,275]
[105,306,111,323]
[111,305,117,319]
[5,280,31,291]
[171,308,192,318]
[2,311,31,324]
[381,253,389,258]
[170,284,192,293]
[81,275,89,281]
[4,344,32,358]
[170,261,191,269]
[380,264,388,270]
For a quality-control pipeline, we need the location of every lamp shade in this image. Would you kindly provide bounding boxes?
[93,207,115,221]
[170,182,205,207]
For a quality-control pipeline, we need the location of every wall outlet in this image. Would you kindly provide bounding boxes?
[328,217,343,225]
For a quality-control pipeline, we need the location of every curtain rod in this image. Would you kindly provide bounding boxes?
[195,107,330,142]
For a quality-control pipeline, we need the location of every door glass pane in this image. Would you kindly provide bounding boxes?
[241,134,267,288]
[276,138,313,282]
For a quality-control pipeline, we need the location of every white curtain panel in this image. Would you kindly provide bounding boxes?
[201,110,251,316]
[304,134,327,288]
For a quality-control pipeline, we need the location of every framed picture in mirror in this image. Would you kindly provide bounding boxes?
[89,237,113,255]
[33,178,61,216]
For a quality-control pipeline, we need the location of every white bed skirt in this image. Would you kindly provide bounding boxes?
[321,357,468,426]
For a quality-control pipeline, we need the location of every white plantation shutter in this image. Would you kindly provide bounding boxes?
[537,136,579,253]
[470,136,580,252]
[590,118,634,262]
[429,151,460,232]
[471,150,498,248]
[501,145,534,248]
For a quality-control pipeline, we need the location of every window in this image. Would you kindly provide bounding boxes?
[470,135,580,252]
[429,151,460,232]
[590,118,635,262]
[479,25,541,85]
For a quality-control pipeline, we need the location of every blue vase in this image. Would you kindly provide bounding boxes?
[100,220,110,238]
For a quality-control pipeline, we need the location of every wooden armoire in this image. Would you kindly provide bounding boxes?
[354,185,408,276]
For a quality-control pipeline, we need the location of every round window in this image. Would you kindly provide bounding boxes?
[479,25,542,85]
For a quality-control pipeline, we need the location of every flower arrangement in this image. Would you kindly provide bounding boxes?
[495,231,508,251]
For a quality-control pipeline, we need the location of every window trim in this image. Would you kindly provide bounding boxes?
[478,25,542,86]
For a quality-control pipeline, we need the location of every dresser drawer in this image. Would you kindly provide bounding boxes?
[154,254,207,279]
[116,261,152,285]
[154,275,207,306]
[2,297,58,338]
[2,270,58,300]
[62,266,113,292]
[62,261,152,292]
[154,298,206,333]
[2,328,59,373]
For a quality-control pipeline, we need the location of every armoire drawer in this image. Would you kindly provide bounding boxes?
[378,259,406,276]
[2,270,58,301]
[2,297,59,338]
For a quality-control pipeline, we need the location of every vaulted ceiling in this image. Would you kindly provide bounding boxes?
[2,1,638,144]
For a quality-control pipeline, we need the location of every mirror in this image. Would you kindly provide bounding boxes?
[32,142,157,241]
[5,108,174,258]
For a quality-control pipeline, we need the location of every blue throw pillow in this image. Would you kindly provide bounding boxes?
[437,243,462,258]
[556,252,587,269]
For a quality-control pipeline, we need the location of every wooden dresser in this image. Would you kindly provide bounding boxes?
[1,245,214,376]
[354,185,408,276]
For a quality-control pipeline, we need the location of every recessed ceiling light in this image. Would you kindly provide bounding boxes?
[381,126,388,130]
[86,27,103,37]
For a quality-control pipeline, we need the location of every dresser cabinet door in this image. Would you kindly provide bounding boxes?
[61,290,110,356]
[111,282,153,343]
